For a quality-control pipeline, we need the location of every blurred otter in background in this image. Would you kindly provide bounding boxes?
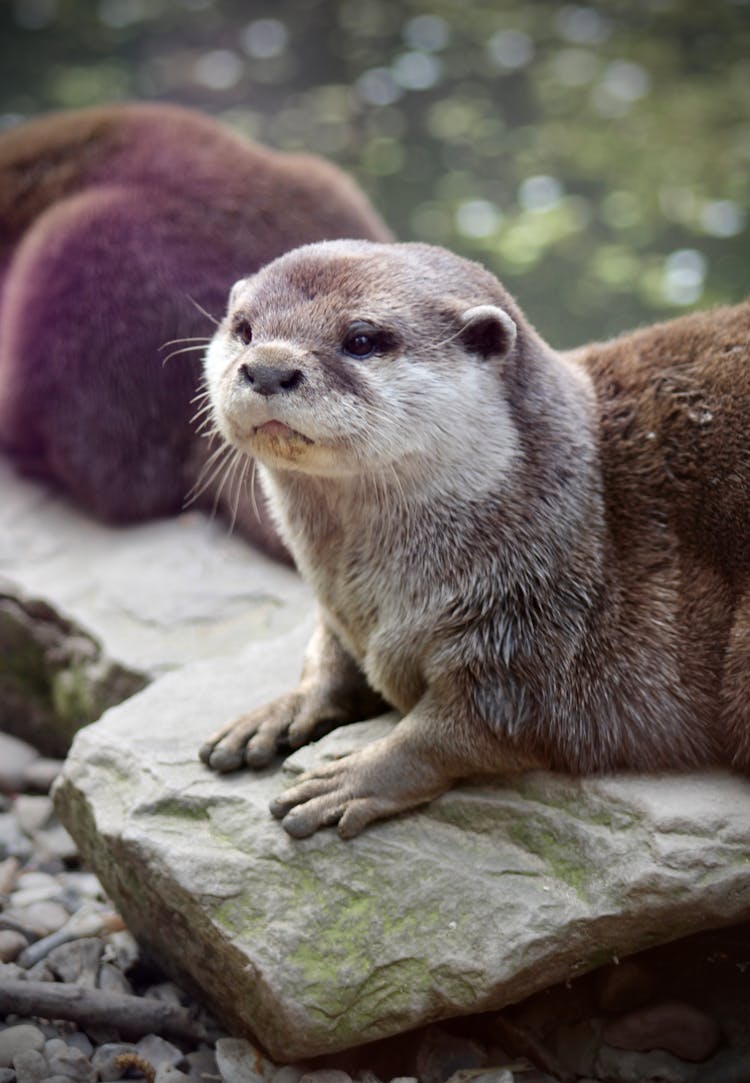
[0,102,392,560]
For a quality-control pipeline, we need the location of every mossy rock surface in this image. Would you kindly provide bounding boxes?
[54,628,750,1059]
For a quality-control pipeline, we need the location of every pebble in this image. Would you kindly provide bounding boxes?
[22,756,65,793]
[271,1069,304,1083]
[0,732,39,791]
[0,811,32,860]
[13,794,54,835]
[7,897,71,937]
[136,1033,185,1070]
[603,1000,720,1062]
[215,1037,277,1083]
[0,928,29,962]
[0,1024,46,1067]
[12,1049,48,1083]
[0,1069,15,1083]
[45,1037,97,1082]
[156,1068,192,1083]
[91,1042,138,1081]
[47,937,104,986]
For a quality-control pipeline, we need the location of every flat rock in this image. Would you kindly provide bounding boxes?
[0,460,310,678]
[0,460,310,754]
[54,634,750,1060]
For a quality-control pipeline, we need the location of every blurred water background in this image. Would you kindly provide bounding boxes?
[1,0,748,347]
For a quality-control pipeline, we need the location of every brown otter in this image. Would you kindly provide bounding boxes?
[199,239,750,836]
[0,104,391,560]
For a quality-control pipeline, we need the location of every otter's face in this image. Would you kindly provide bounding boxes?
[204,240,520,481]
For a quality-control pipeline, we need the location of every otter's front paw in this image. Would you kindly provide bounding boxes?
[199,690,350,773]
[270,736,449,838]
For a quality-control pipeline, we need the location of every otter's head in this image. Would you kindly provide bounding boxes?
[204,240,522,481]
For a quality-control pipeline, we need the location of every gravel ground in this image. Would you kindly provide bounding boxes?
[3,727,750,1083]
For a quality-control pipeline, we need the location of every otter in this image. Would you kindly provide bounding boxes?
[0,104,391,560]
[199,239,750,837]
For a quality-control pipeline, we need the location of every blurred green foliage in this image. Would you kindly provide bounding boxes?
[1,0,748,346]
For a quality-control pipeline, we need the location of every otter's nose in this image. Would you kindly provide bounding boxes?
[238,362,304,397]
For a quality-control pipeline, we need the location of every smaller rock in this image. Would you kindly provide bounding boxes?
[0,732,39,792]
[215,1038,277,1083]
[13,795,54,835]
[0,812,32,861]
[144,981,188,1006]
[12,1049,48,1083]
[47,937,104,987]
[603,1000,720,1063]
[415,1027,487,1083]
[7,899,70,937]
[91,1043,138,1081]
[156,1068,191,1083]
[0,1068,16,1083]
[271,1069,304,1083]
[63,1031,94,1057]
[595,1043,695,1083]
[0,855,20,893]
[0,928,29,963]
[33,821,78,862]
[135,1035,185,1071]
[23,757,65,793]
[185,1048,221,1083]
[45,1037,96,1083]
[298,1074,352,1083]
[0,1024,46,1067]
[98,960,133,994]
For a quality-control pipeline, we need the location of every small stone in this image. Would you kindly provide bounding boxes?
[58,871,104,900]
[0,1024,46,1067]
[185,1048,221,1083]
[6,899,70,937]
[0,732,38,792]
[45,1037,96,1082]
[0,1068,16,1083]
[98,960,133,994]
[135,1035,185,1071]
[12,1049,48,1083]
[47,937,104,987]
[14,870,60,893]
[0,855,21,893]
[43,1077,76,1083]
[23,757,65,793]
[0,812,32,860]
[298,1074,352,1083]
[595,1044,695,1083]
[62,1032,94,1057]
[415,1027,487,1083]
[156,1068,191,1083]
[33,821,78,862]
[13,795,54,835]
[271,1069,304,1083]
[15,1051,48,1083]
[0,928,29,962]
[91,1043,138,1081]
[144,980,188,1006]
[215,1038,276,1083]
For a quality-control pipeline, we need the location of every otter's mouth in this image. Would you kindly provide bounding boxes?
[253,419,314,445]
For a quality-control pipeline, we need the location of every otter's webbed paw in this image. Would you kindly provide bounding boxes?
[199,690,351,773]
[269,733,450,838]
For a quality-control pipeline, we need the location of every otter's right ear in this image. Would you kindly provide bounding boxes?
[227,277,251,311]
[459,304,517,360]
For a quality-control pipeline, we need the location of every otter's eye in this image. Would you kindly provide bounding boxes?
[344,332,374,357]
[232,317,253,345]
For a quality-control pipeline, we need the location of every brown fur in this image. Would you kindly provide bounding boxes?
[0,104,392,558]
[198,241,749,836]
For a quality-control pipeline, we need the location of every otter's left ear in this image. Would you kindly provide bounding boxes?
[460,305,517,360]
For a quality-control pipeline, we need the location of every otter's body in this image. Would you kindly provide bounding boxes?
[200,240,750,836]
[0,105,391,558]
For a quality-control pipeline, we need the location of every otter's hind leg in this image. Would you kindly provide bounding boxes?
[0,185,206,522]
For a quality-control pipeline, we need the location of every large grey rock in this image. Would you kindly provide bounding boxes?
[0,460,310,752]
[54,633,750,1060]
[0,459,310,677]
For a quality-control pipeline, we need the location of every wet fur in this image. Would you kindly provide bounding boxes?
[201,240,750,836]
[0,104,391,559]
